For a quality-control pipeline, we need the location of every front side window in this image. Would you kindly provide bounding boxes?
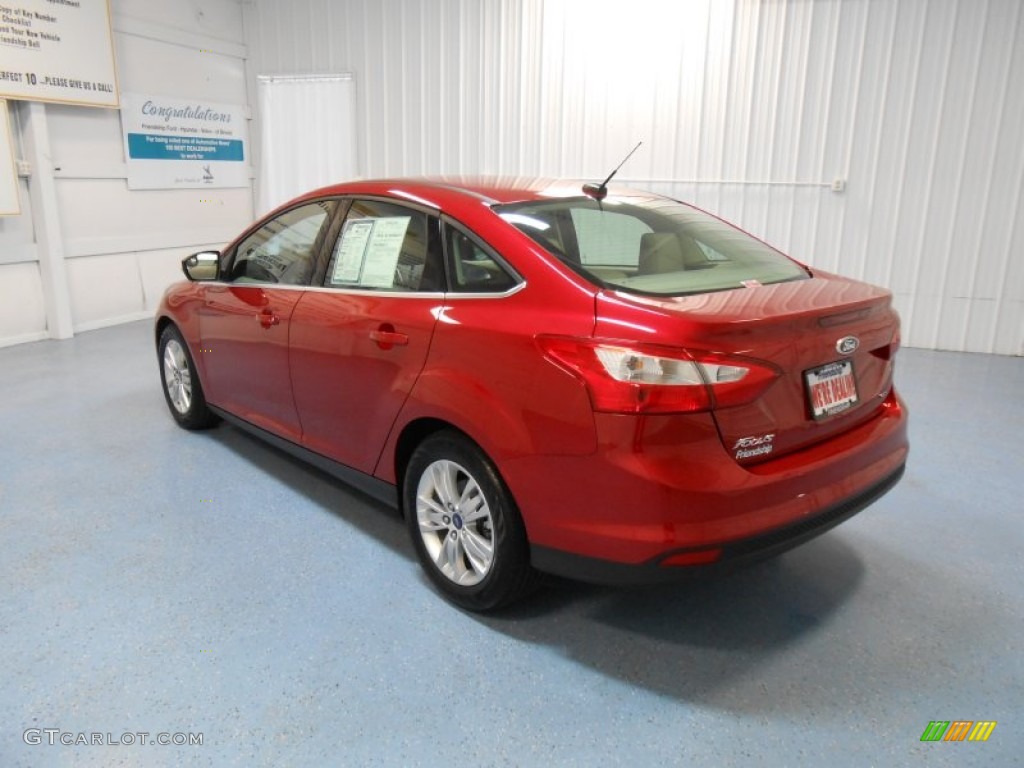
[496,196,809,296]
[228,200,336,285]
[324,200,443,292]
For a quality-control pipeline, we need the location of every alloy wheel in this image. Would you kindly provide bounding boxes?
[163,338,193,415]
[415,459,495,586]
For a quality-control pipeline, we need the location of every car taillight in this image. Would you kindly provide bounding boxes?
[537,337,779,414]
[870,327,901,361]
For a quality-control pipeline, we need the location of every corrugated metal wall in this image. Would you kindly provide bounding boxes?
[244,0,1024,355]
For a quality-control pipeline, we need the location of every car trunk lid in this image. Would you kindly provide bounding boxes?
[594,272,900,464]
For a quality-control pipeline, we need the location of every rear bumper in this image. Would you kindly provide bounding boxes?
[502,389,908,583]
[530,462,904,584]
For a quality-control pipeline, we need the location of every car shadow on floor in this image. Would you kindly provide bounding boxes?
[474,535,869,702]
[202,422,862,688]
[201,421,413,556]
[199,420,996,719]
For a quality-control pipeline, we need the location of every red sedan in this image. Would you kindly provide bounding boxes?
[156,178,908,610]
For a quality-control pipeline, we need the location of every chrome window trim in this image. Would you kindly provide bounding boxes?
[198,280,527,300]
[343,193,441,213]
[208,194,527,299]
[445,280,527,300]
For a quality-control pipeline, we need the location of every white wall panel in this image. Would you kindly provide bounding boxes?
[0,177,35,264]
[115,0,244,43]
[245,0,1023,354]
[0,263,47,347]
[138,247,203,312]
[0,104,37,313]
[0,0,252,347]
[66,253,146,331]
[54,180,249,256]
[113,36,247,102]
[52,6,252,333]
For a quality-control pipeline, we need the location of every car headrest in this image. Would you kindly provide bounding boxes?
[639,233,684,274]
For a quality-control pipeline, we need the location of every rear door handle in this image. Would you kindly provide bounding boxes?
[258,309,280,329]
[370,324,409,349]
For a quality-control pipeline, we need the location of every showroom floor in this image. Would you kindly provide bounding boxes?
[1,320,1020,767]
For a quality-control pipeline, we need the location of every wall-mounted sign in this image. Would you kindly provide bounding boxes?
[119,92,250,190]
[0,100,19,216]
[0,0,118,108]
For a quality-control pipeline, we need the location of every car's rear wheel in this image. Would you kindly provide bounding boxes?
[404,431,539,611]
[158,324,219,430]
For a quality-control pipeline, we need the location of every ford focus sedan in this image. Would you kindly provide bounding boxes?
[156,178,908,611]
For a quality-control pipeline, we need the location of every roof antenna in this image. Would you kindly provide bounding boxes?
[582,141,643,202]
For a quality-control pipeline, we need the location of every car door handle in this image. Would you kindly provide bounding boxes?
[258,309,280,328]
[369,325,409,349]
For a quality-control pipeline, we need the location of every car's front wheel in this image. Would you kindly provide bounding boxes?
[404,431,539,611]
[158,324,219,430]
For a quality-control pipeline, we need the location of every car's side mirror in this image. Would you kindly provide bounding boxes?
[182,251,220,282]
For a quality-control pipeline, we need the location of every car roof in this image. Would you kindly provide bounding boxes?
[297,176,652,208]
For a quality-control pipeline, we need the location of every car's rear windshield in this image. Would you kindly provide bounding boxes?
[494,195,809,296]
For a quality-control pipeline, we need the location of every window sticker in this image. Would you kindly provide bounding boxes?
[332,219,374,283]
[331,216,411,287]
[361,217,411,287]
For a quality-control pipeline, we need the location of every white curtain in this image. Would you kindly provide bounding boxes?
[256,74,358,215]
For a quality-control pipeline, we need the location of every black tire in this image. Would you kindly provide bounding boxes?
[157,324,219,430]
[403,431,540,611]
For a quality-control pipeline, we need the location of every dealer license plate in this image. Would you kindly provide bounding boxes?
[805,360,858,420]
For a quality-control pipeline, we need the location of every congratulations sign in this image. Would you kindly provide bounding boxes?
[120,93,249,190]
[0,0,118,107]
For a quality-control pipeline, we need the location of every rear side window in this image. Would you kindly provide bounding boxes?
[496,196,808,297]
[444,222,518,293]
[324,199,444,292]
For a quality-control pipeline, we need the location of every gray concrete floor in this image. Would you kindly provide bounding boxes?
[1,319,1021,767]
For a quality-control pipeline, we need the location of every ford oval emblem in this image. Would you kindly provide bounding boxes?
[836,336,859,355]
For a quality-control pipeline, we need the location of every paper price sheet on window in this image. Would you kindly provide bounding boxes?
[331,217,410,288]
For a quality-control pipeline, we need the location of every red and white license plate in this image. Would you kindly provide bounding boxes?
[805,360,859,419]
